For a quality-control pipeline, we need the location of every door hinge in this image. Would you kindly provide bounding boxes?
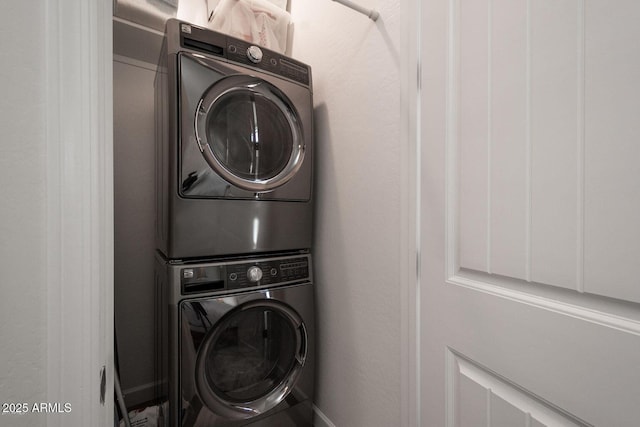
[99,366,106,405]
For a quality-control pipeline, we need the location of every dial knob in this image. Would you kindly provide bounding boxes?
[246,45,263,64]
[247,266,263,282]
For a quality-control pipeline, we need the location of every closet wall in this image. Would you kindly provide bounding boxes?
[291,1,409,425]
[113,20,162,407]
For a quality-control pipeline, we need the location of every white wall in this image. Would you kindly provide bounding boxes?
[0,2,47,427]
[291,2,408,425]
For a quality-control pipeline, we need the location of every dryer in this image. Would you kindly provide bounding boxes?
[155,19,314,259]
[155,252,315,426]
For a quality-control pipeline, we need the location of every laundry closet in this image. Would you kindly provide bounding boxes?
[114,0,406,426]
[4,0,638,425]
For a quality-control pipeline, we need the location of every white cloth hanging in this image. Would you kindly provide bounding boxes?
[209,0,291,53]
[264,0,287,9]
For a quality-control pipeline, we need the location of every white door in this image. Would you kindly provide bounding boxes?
[420,0,640,425]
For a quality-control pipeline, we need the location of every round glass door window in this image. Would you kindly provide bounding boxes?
[194,300,307,419]
[195,75,305,193]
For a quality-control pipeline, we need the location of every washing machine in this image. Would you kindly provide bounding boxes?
[155,19,314,259]
[155,252,315,426]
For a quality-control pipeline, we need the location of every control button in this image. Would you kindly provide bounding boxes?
[270,58,277,66]
[246,45,263,63]
[228,44,237,54]
[229,272,238,281]
[270,268,278,276]
[247,266,263,282]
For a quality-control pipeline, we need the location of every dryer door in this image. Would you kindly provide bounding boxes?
[187,299,307,420]
[194,75,305,193]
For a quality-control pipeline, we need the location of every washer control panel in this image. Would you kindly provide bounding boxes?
[181,256,310,295]
[246,265,263,282]
[225,257,309,288]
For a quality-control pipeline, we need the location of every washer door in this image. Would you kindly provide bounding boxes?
[193,299,307,420]
[194,75,305,193]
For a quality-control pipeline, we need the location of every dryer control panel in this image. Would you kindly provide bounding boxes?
[177,20,311,87]
[226,40,311,86]
[180,256,310,295]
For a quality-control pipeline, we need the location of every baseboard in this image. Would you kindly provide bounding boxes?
[313,405,337,427]
[121,380,158,409]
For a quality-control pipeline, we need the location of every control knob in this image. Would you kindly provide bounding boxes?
[247,266,263,282]
[246,45,263,64]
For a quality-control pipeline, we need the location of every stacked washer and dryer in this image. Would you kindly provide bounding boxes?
[154,19,315,427]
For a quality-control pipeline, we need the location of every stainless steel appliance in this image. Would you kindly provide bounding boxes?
[155,19,314,259]
[155,252,315,426]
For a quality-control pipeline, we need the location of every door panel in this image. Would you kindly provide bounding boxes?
[584,1,640,302]
[458,0,583,289]
[452,350,585,427]
[421,0,640,425]
[529,0,580,289]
